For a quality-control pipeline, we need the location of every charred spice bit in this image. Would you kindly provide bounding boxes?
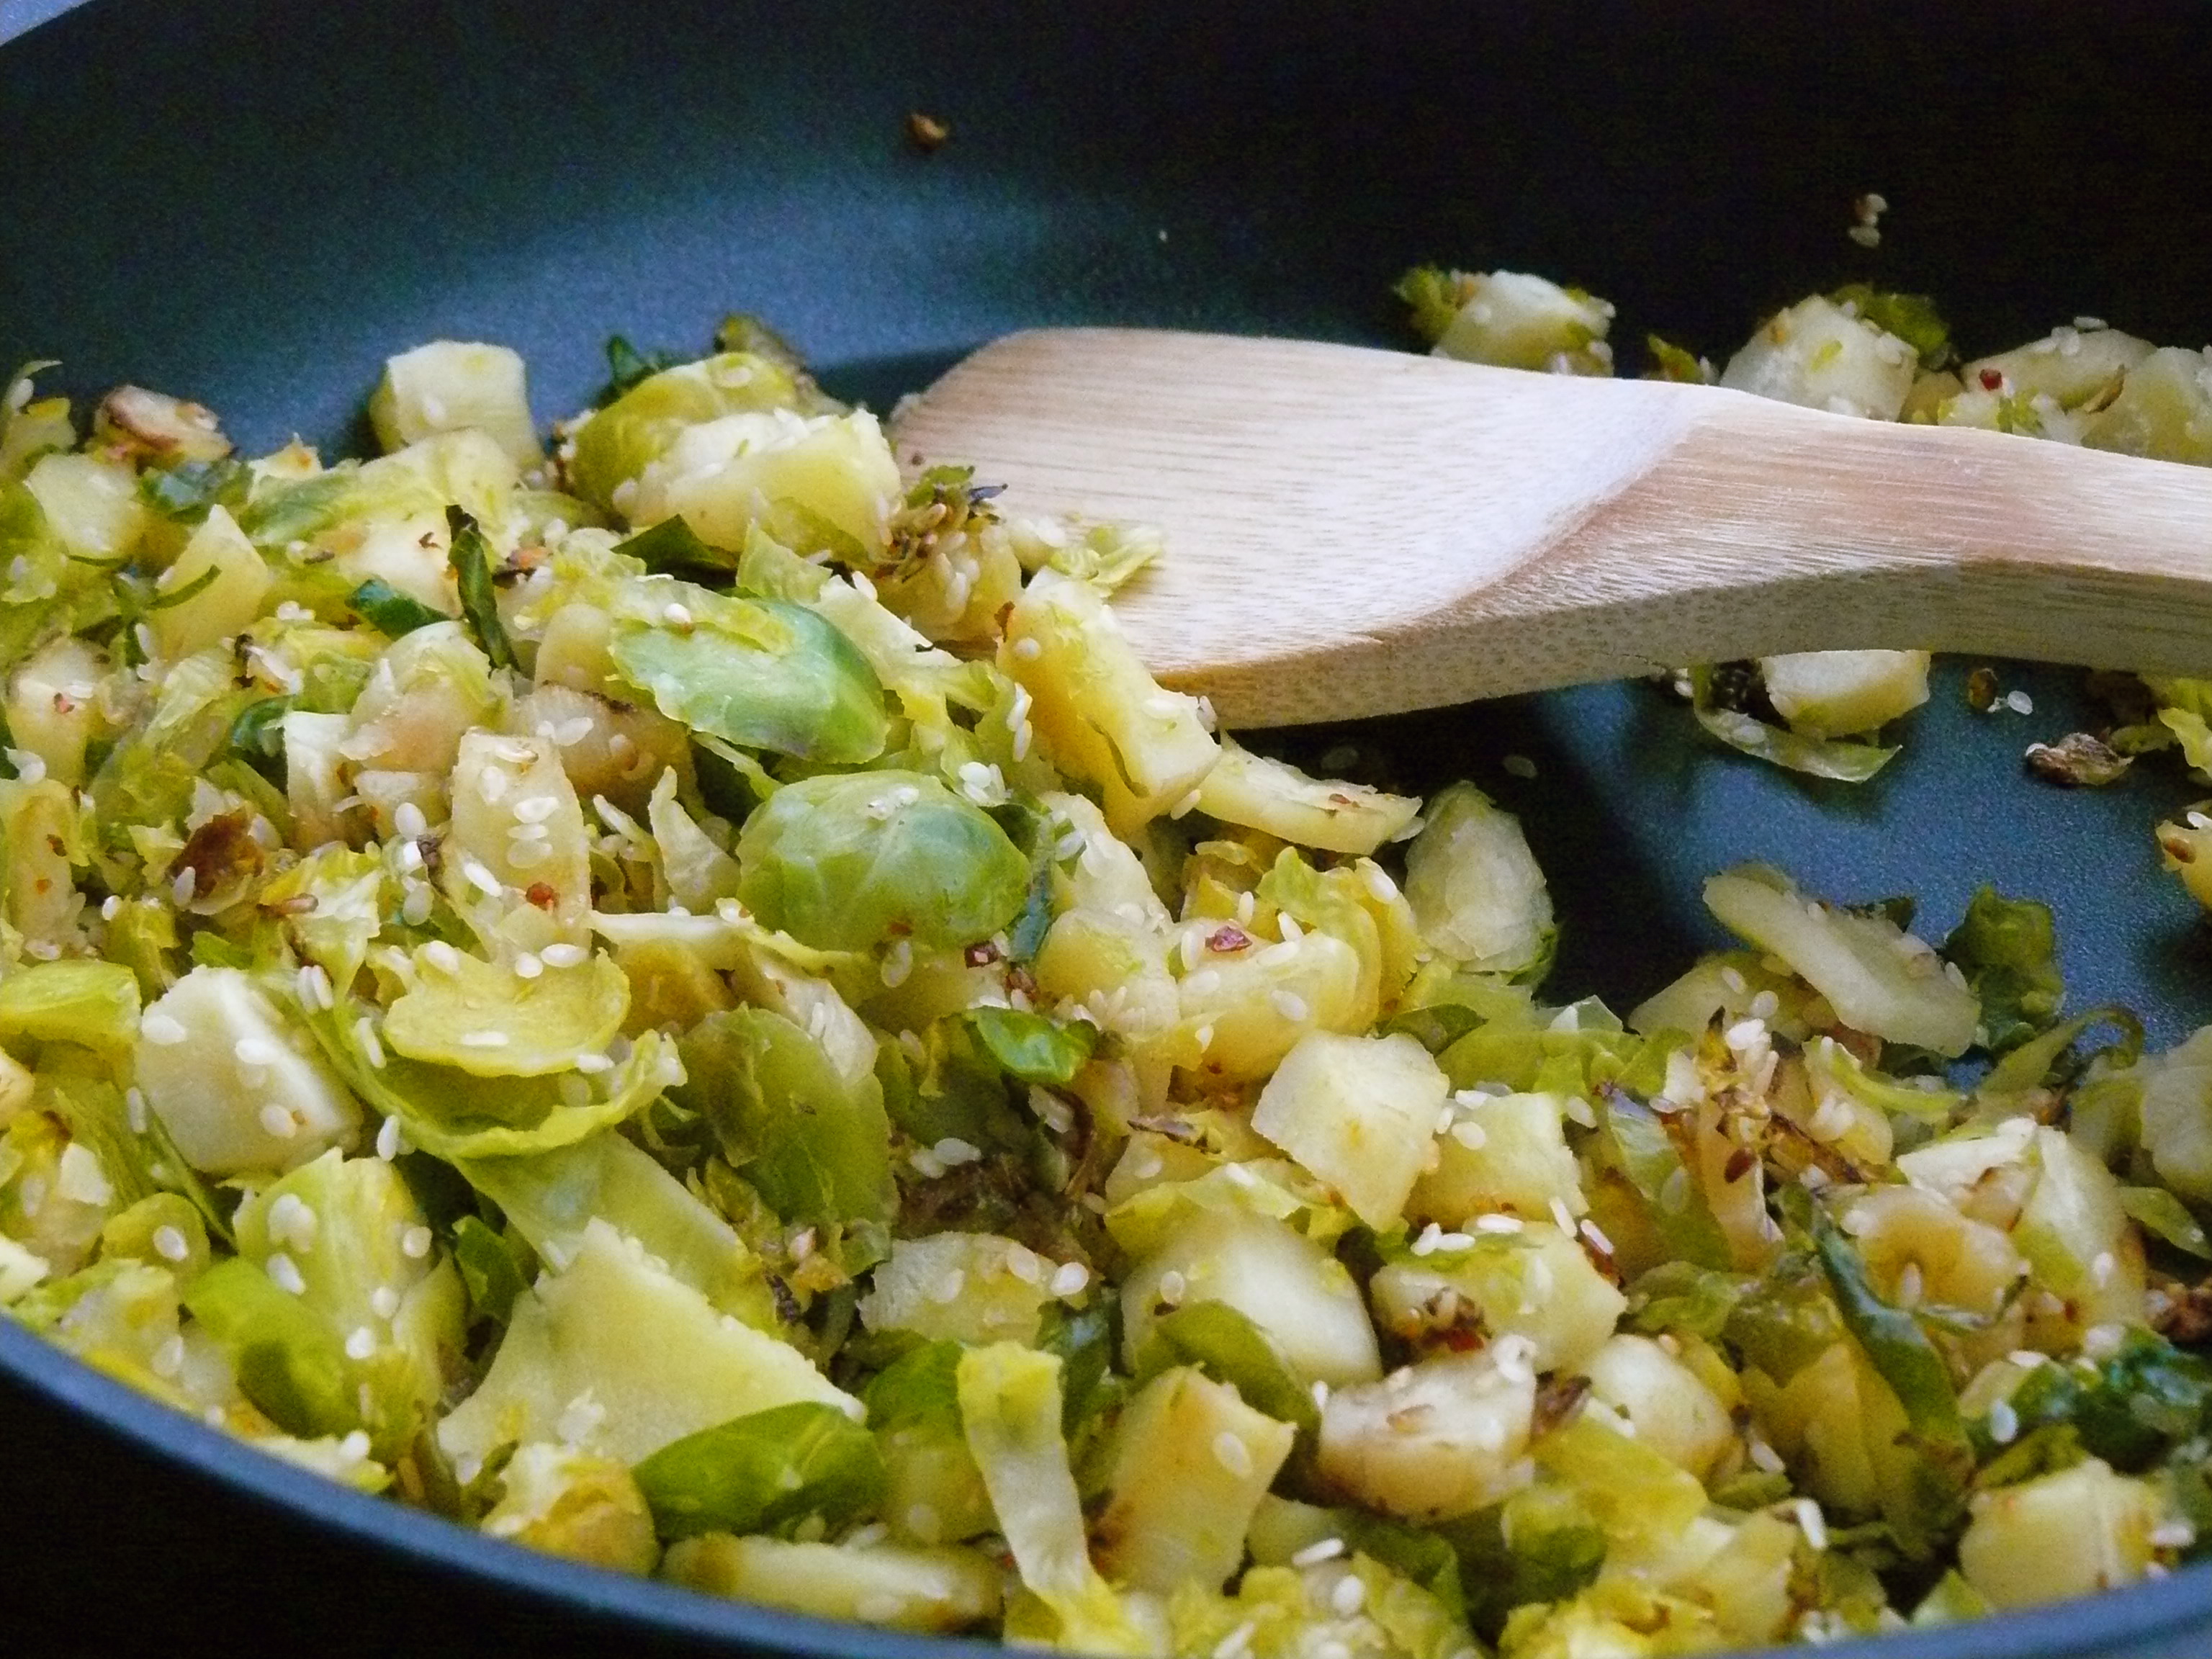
[2025,732,2133,788]
[964,940,1002,968]
[1978,367,2006,392]
[524,881,559,909]
[1206,925,1251,953]
[1964,666,2001,712]
[905,110,950,153]
[1531,1373,1593,1439]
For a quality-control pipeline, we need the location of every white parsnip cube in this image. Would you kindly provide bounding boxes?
[1251,1030,1447,1228]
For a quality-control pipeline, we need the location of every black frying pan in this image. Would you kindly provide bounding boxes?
[1,1,2209,1654]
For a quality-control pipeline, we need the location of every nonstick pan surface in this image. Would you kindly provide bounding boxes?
[1,1,2209,1655]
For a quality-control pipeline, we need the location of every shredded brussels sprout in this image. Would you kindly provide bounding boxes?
[0,311,2205,1659]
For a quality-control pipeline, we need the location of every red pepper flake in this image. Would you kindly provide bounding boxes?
[524,881,558,909]
[1205,925,1251,953]
[1979,367,2005,392]
[1722,1145,1758,1184]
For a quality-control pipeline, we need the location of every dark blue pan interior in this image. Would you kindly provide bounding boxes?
[1,1,2209,1653]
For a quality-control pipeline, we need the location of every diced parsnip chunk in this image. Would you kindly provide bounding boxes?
[1581,1334,1734,1479]
[858,1233,1057,1346]
[1317,1349,1536,1521]
[1431,271,1614,375]
[2014,1125,2146,1328]
[1683,1511,1802,1647]
[1370,1223,1624,1374]
[1401,783,1553,975]
[1721,295,1918,419]
[148,505,272,660]
[438,1218,857,1469]
[1195,738,1421,856]
[666,1535,1003,1633]
[1702,866,1978,1056]
[135,966,361,1175]
[1001,568,1219,838]
[5,634,108,786]
[2082,344,2212,464]
[1251,1030,1447,1228]
[1172,930,1365,1082]
[1093,1366,1297,1593]
[1408,1091,1585,1226]
[1758,649,1930,739]
[1121,1208,1380,1388]
[23,450,145,563]
[631,408,902,560]
[369,341,541,467]
[1957,1459,2161,1609]
[1964,328,2154,410]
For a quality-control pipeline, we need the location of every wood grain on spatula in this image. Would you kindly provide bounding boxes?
[891,328,2212,728]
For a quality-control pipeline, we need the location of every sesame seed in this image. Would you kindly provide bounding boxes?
[1452,1121,1488,1151]
[1794,1498,1829,1552]
[1719,966,1748,995]
[234,1036,282,1067]
[1157,1269,1187,1306]
[1051,1261,1090,1298]
[1563,1094,1596,1128]
[1330,1575,1367,1617]
[932,1136,982,1166]
[2092,1249,2115,1287]
[1579,1218,1615,1255]
[1548,1197,1577,1233]
[1473,1213,1524,1233]
[1291,1538,1346,1568]
[151,1334,186,1377]
[401,1226,433,1260]
[100,894,122,922]
[1724,1017,1768,1051]
[1987,1398,2019,1445]
[374,1115,403,1161]
[1311,1379,1331,1410]
[151,1224,189,1262]
[2149,1520,2197,1550]
[356,1019,386,1068]
[1213,1622,1256,1659]
[125,1088,148,1133]
[1212,1431,1254,1478]
[460,1030,511,1048]
[1270,990,1310,1023]
[462,858,504,897]
[1012,637,1041,660]
[258,1103,299,1138]
[140,1012,188,1046]
[266,1252,307,1295]
[1748,1437,1785,1473]
[345,1326,376,1360]
[539,943,588,968]
[574,1052,613,1074]
[1502,753,1537,779]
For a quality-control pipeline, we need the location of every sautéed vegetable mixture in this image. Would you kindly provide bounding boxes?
[0,291,2207,1657]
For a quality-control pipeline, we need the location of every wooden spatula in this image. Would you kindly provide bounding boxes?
[890,328,2212,728]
